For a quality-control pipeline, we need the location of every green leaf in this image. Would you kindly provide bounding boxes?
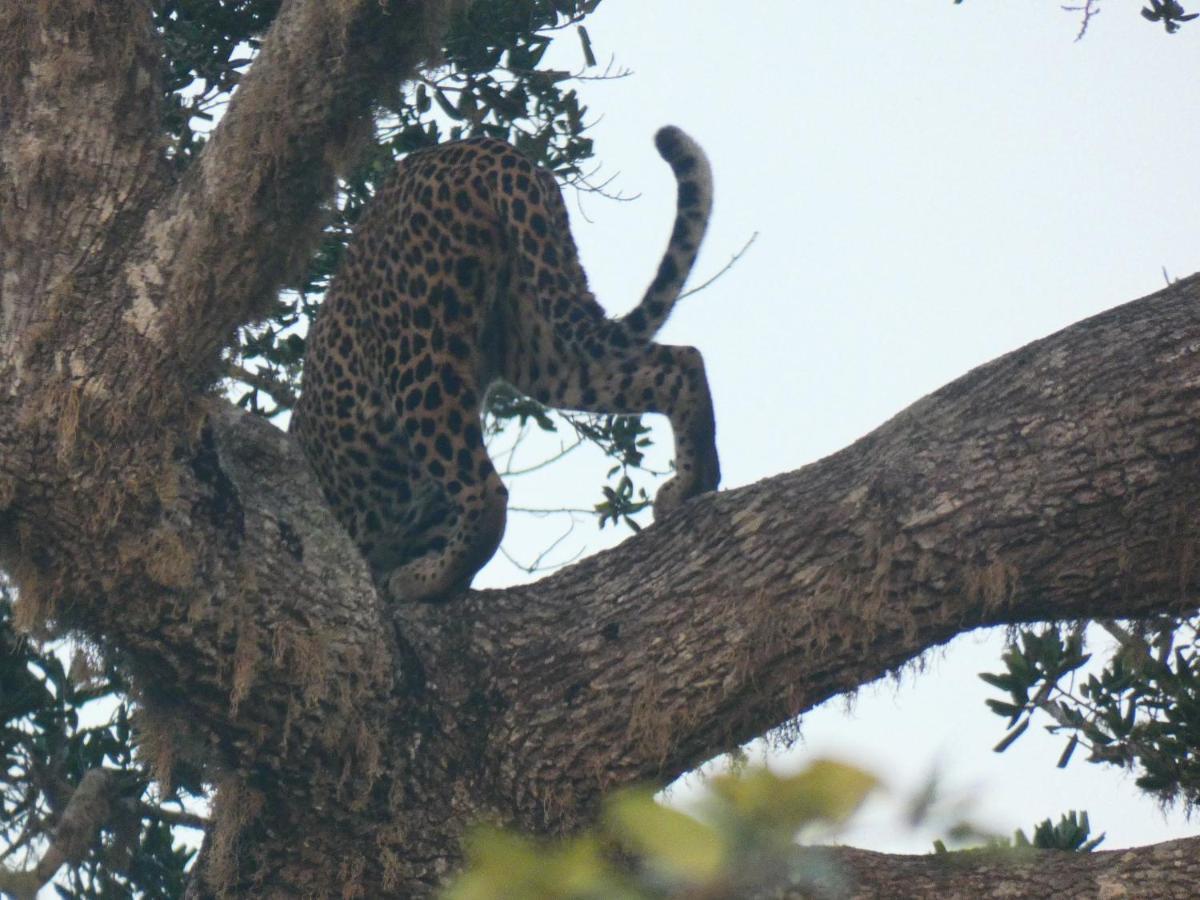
[446,827,614,900]
[577,25,597,67]
[605,789,725,882]
[711,760,879,827]
[1057,734,1079,769]
[984,699,1022,720]
[992,719,1029,753]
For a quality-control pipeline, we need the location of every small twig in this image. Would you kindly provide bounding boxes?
[569,161,639,204]
[508,505,598,516]
[487,418,531,467]
[0,806,42,863]
[140,801,210,831]
[1061,0,1101,40]
[225,361,298,408]
[571,55,633,82]
[525,517,581,571]
[680,232,759,300]
[498,516,586,574]
[502,437,585,477]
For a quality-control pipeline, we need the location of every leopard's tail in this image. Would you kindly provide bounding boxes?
[618,126,713,343]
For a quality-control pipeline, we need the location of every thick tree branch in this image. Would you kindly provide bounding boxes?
[813,836,1200,899]
[0,1,164,375]
[127,0,459,385]
[1,3,467,892]
[394,272,1200,830]
[6,4,1200,892]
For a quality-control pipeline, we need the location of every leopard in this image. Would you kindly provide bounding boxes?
[291,126,718,603]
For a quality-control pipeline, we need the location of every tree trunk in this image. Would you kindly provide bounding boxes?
[2,2,1199,896]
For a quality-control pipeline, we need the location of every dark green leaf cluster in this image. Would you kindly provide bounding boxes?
[596,474,651,530]
[157,0,282,165]
[933,809,1103,854]
[1142,0,1199,33]
[1,583,202,896]
[1017,810,1104,853]
[566,413,655,528]
[485,382,560,434]
[981,618,1200,810]
[417,0,601,174]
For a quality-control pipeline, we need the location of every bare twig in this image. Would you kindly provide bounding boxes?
[140,801,210,831]
[225,361,298,408]
[502,437,585,477]
[1062,0,1102,40]
[507,505,598,516]
[498,516,586,574]
[680,232,759,300]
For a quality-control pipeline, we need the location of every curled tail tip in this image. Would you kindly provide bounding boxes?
[654,125,701,164]
[653,125,713,201]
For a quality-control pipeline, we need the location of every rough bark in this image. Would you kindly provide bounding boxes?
[2,0,1200,896]
[442,272,1200,826]
[814,837,1200,899]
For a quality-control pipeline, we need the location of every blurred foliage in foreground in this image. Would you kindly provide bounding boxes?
[445,758,1104,900]
[444,760,877,900]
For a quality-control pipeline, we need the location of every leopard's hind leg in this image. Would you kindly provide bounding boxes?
[513,335,720,517]
[382,366,508,602]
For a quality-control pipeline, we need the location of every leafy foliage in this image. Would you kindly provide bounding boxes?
[1141,0,1200,33]
[981,618,1200,811]
[0,579,202,896]
[444,760,878,900]
[158,0,282,164]
[1020,810,1105,853]
[934,810,1103,854]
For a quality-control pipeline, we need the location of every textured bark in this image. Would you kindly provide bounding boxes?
[809,836,1200,899]
[440,273,1200,824]
[3,0,1200,896]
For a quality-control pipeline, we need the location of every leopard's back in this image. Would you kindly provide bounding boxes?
[292,129,717,601]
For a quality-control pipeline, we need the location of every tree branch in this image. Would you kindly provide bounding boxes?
[141,802,210,832]
[225,361,298,409]
[0,769,116,900]
[8,6,1200,891]
[397,272,1200,830]
[0,1,165,359]
[128,0,459,384]
[804,836,1200,898]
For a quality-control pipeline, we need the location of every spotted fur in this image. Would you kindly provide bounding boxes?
[291,127,718,602]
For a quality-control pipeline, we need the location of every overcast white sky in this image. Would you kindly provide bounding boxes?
[474,1,1200,853]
